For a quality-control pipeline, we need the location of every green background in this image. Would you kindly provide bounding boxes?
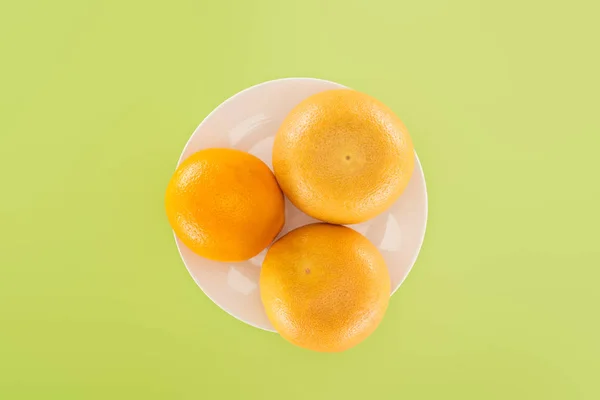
[1,0,599,398]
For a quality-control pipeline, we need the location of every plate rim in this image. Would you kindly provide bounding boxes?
[172,77,428,332]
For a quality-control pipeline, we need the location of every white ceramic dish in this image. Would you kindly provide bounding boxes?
[174,78,428,332]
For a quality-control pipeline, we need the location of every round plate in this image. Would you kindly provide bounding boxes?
[174,78,428,332]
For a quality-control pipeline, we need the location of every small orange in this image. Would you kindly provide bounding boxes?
[273,89,415,224]
[165,148,285,262]
[260,223,390,352]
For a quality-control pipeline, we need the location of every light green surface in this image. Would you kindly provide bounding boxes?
[1,1,599,399]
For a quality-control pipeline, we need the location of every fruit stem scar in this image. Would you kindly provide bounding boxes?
[345,155,351,160]
[305,268,311,274]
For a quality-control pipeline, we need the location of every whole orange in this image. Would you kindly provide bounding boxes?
[165,148,285,262]
[260,223,390,352]
[273,89,415,224]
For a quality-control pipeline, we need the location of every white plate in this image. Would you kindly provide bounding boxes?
[174,78,428,332]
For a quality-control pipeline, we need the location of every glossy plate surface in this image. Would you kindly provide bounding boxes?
[174,78,428,331]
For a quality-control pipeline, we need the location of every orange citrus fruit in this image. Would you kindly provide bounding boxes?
[260,223,390,352]
[165,148,285,262]
[273,89,415,224]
